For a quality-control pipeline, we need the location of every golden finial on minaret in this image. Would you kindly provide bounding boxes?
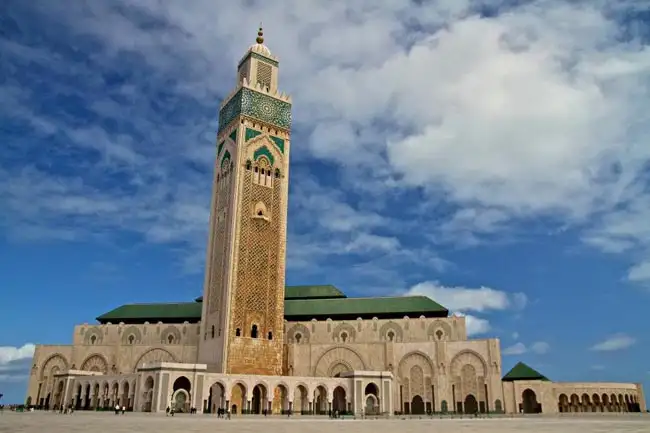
[256,24,264,44]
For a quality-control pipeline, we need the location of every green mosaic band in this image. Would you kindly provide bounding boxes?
[219,88,292,133]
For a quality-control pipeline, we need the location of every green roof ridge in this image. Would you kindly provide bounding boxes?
[502,362,550,382]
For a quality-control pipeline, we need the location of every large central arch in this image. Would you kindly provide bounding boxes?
[313,346,366,377]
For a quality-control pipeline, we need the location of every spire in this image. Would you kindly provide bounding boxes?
[256,24,264,44]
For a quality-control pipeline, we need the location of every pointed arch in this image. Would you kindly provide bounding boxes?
[253,145,275,165]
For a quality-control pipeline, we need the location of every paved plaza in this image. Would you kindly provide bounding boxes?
[1,412,649,433]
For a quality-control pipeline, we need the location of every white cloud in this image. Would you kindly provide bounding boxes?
[405,281,527,312]
[453,312,491,336]
[590,333,636,351]
[2,0,650,284]
[0,344,35,365]
[502,340,550,355]
[503,342,527,356]
[405,281,526,336]
[511,332,520,340]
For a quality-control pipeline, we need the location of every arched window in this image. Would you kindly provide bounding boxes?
[295,333,302,343]
[211,325,215,339]
[436,330,444,340]
[251,324,258,339]
[167,334,174,344]
[245,160,252,170]
[274,168,280,178]
[254,166,259,173]
[235,328,241,337]
[267,331,273,340]
[340,332,348,343]
[387,331,395,342]
[128,335,135,345]
[90,335,96,345]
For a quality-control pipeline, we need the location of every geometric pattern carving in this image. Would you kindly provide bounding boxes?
[83,327,103,345]
[239,52,279,68]
[286,323,310,343]
[331,323,356,342]
[245,127,262,141]
[256,62,272,89]
[427,320,452,341]
[398,352,434,378]
[218,88,291,132]
[450,350,486,377]
[40,354,68,381]
[313,346,366,377]
[160,326,182,345]
[253,145,275,165]
[270,136,285,153]
[81,354,109,373]
[121,326,142,345]
[379,321,403,342]
[133,348,176,372]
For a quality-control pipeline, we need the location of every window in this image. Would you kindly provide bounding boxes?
[268,331,273,340]
[257,210,264,216]
[295,333,302,343]
[274,169,280,178]
[90,335,96,345]
[251,324,258,338]
[235,328,241,337]
[167,334,175,344]
[436,330,444,340]
[254,166,259,173]
[387,331,395,342]
[128,335,135,345]
[246,160,252,170]
[211,325,215,339]
[340,332,348,343]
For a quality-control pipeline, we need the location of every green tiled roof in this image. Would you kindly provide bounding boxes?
[97,295,448,323]
[97,302,201,323]
[502,362,550,382]
[284,285,346,300]
[284,296,447,320]
[193,285,346,304]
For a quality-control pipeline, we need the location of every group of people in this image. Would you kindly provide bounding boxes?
[114,404,126,415]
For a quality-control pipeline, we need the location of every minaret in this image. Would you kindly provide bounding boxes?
[198,27,292,375]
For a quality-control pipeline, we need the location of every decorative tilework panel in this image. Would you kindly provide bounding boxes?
[229,129,237,143]
[270,136,285,154]
[238,52,279,68]
[253,145,274,165]
[217,141,224,156]
[221,150,231,168]
[245,128,262,142]
[218,88,292,132]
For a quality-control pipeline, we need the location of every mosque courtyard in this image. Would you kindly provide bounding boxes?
[2,412,648,433]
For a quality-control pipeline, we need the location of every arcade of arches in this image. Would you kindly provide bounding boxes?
[557,392,642,413]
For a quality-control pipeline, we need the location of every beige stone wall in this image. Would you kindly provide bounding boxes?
[502,380,643,414]
[284,315,503,413]
[27,322,200,406]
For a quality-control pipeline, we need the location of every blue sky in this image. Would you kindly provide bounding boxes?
[1,0,649,405]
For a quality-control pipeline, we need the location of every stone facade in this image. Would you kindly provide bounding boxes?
[25,29,646,416]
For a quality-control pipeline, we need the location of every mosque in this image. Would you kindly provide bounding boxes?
[26,29,645,416]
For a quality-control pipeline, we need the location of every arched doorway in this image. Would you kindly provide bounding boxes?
[172,376,191,413]
[364,383,379,415]
[231,382,246,414]
[121,381,130,409]
[294,385,308,414]
[558,394,569,413]
[411,395,425,415]
[272,384,289,414]
[333,386,346,413]
[141,376,154,412]
[581,393,591,413]
[522,389,540,414]
[251,384,267,414]
[494,399,503,413]
[464,394,478,414]
[314,385,327,414]
[208,382,226,414]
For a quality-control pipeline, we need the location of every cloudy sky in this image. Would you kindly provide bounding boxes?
[1,0,649,404]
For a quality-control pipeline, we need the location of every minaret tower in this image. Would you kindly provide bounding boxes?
[198,27,292,375]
